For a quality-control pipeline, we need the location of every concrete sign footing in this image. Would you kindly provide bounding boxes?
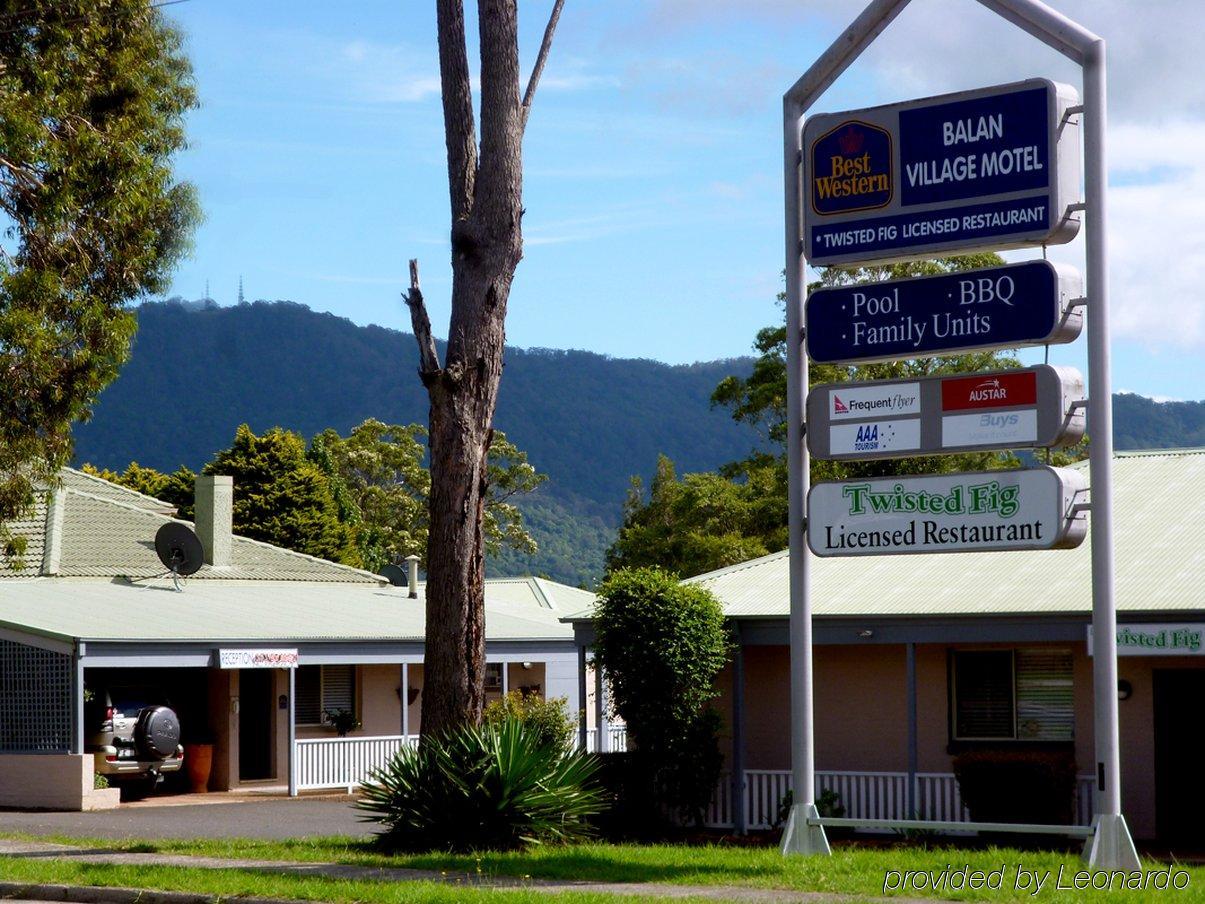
[1084,814,1141,871]
[781,803,832,856]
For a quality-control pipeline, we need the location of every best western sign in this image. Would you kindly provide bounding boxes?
[805,260,1082,365]
[807,365,1084,461]
[807,466,1087,557]
[1087,625,1205,657]
[804,79,1081,266]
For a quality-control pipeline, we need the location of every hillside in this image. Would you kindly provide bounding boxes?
[72,300,762,586]
[72,300,1204,586]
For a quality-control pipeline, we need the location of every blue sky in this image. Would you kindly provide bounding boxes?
[164,1,1205,402]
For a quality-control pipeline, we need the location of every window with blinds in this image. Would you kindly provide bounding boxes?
[951,648,1074,741]
[293,665,356,726]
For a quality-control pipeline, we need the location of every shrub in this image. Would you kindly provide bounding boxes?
[484,692,575,751]
[593,567,730,826]
[953,748,1078,825]
[356,715,607,851]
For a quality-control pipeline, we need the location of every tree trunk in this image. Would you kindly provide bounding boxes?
[410,0,563,738]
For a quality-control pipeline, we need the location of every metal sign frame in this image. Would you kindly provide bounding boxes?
[781,0,1138,869]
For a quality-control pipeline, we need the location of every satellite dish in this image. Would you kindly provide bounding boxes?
[154,523,204,578]
[380,563,407,587]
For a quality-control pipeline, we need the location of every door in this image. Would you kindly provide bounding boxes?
[238,669,274,781]
[1154,669,1205,842]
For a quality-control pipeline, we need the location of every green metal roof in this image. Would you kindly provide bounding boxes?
[0,577,576,644]
[0,468,588,644]
[567,450,1205,622]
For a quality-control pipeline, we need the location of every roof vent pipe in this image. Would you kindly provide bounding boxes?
[405,554,421,599]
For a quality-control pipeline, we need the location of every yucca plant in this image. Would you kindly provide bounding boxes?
[356,715,607,851]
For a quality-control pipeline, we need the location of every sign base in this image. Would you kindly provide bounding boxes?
[1083,814,1140,870]
[781,803,832,856]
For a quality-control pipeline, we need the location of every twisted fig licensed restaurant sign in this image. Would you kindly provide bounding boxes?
[806,365,1084,461]
[807,466,1088,557]
[805,260,1082,364]
[1087,625,1205,656]
[804,79,1081,266]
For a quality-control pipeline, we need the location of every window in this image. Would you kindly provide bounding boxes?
[951,649,1073,742]
[484,663,503,692]
[294,665,357,726]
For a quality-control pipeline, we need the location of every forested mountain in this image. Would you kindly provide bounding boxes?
[72,300,1204,586]
[72,300,762,586]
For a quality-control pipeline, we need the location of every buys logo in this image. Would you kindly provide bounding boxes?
[810,120,892,215]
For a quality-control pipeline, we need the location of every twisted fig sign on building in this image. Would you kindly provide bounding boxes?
[807,466,1087,557]
[805,260,1082,364]
[804,79,1082,266]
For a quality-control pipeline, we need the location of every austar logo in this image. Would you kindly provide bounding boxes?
[969,378,1007,402]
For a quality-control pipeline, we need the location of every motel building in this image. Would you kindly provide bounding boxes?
[569,449,1205,847]
[0,468,588,810]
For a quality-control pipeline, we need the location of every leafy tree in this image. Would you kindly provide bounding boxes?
[0,0,198,561]
[593,567,729,825]
[607,455,784,578]
[404,0,567,735]
[203,424,357,565]
[81,462,196,518]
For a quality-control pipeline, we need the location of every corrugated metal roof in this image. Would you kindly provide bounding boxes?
[566,450,1205,621]
[55,489,382,583]
[0,577,578,643]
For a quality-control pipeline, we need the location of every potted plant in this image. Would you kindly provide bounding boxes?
[323,708,361,737]
[183,730,215,793]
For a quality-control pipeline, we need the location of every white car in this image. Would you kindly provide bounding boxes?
[86,685,183,798]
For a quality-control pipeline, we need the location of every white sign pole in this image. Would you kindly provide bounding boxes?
[782,0,1138,868]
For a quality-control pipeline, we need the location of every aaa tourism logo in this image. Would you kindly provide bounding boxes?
[810,120,893,215]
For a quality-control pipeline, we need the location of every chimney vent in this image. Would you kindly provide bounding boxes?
[195,475,233,568]
[405,554,421,599]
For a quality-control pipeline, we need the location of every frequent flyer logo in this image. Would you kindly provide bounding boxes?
[810,120,893,215]
[941,371,1037,411]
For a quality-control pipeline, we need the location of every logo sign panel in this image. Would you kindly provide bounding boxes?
[807,466,1088,557]
[806,365,1084,462]
[805,261,1082,365]
[803,79,1081,266]
[1087,624,1205,657]
[218,648,299,669]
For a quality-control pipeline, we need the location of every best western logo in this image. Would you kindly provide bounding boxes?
[810,120,893,215]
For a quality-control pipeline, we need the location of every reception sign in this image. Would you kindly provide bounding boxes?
[803,79,1081,265]
[218,649,299,669]
[805,260,1082,364]
[806,466,1088,557]
[806,365,1085,461]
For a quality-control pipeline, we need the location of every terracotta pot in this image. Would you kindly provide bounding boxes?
[183,743,214,793]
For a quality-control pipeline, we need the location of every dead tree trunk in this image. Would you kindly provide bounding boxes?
[406,0,564,737]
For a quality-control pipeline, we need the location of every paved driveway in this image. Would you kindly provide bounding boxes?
[0,796,371,840]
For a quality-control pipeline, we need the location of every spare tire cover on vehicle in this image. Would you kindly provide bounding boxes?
[135,706,180,759]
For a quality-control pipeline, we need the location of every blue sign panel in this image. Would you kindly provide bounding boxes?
[803,79,1080,266]
[805,260,1082,365]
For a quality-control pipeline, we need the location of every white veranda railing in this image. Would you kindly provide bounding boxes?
[294,735,419,792]
[729,769,1096,831]
[584,726,628,753]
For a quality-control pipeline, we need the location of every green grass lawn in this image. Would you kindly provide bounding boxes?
[3,834,1204,902]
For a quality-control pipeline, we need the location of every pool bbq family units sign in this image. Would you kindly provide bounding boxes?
[804,79,1082,266]
[807,467,1088,557]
